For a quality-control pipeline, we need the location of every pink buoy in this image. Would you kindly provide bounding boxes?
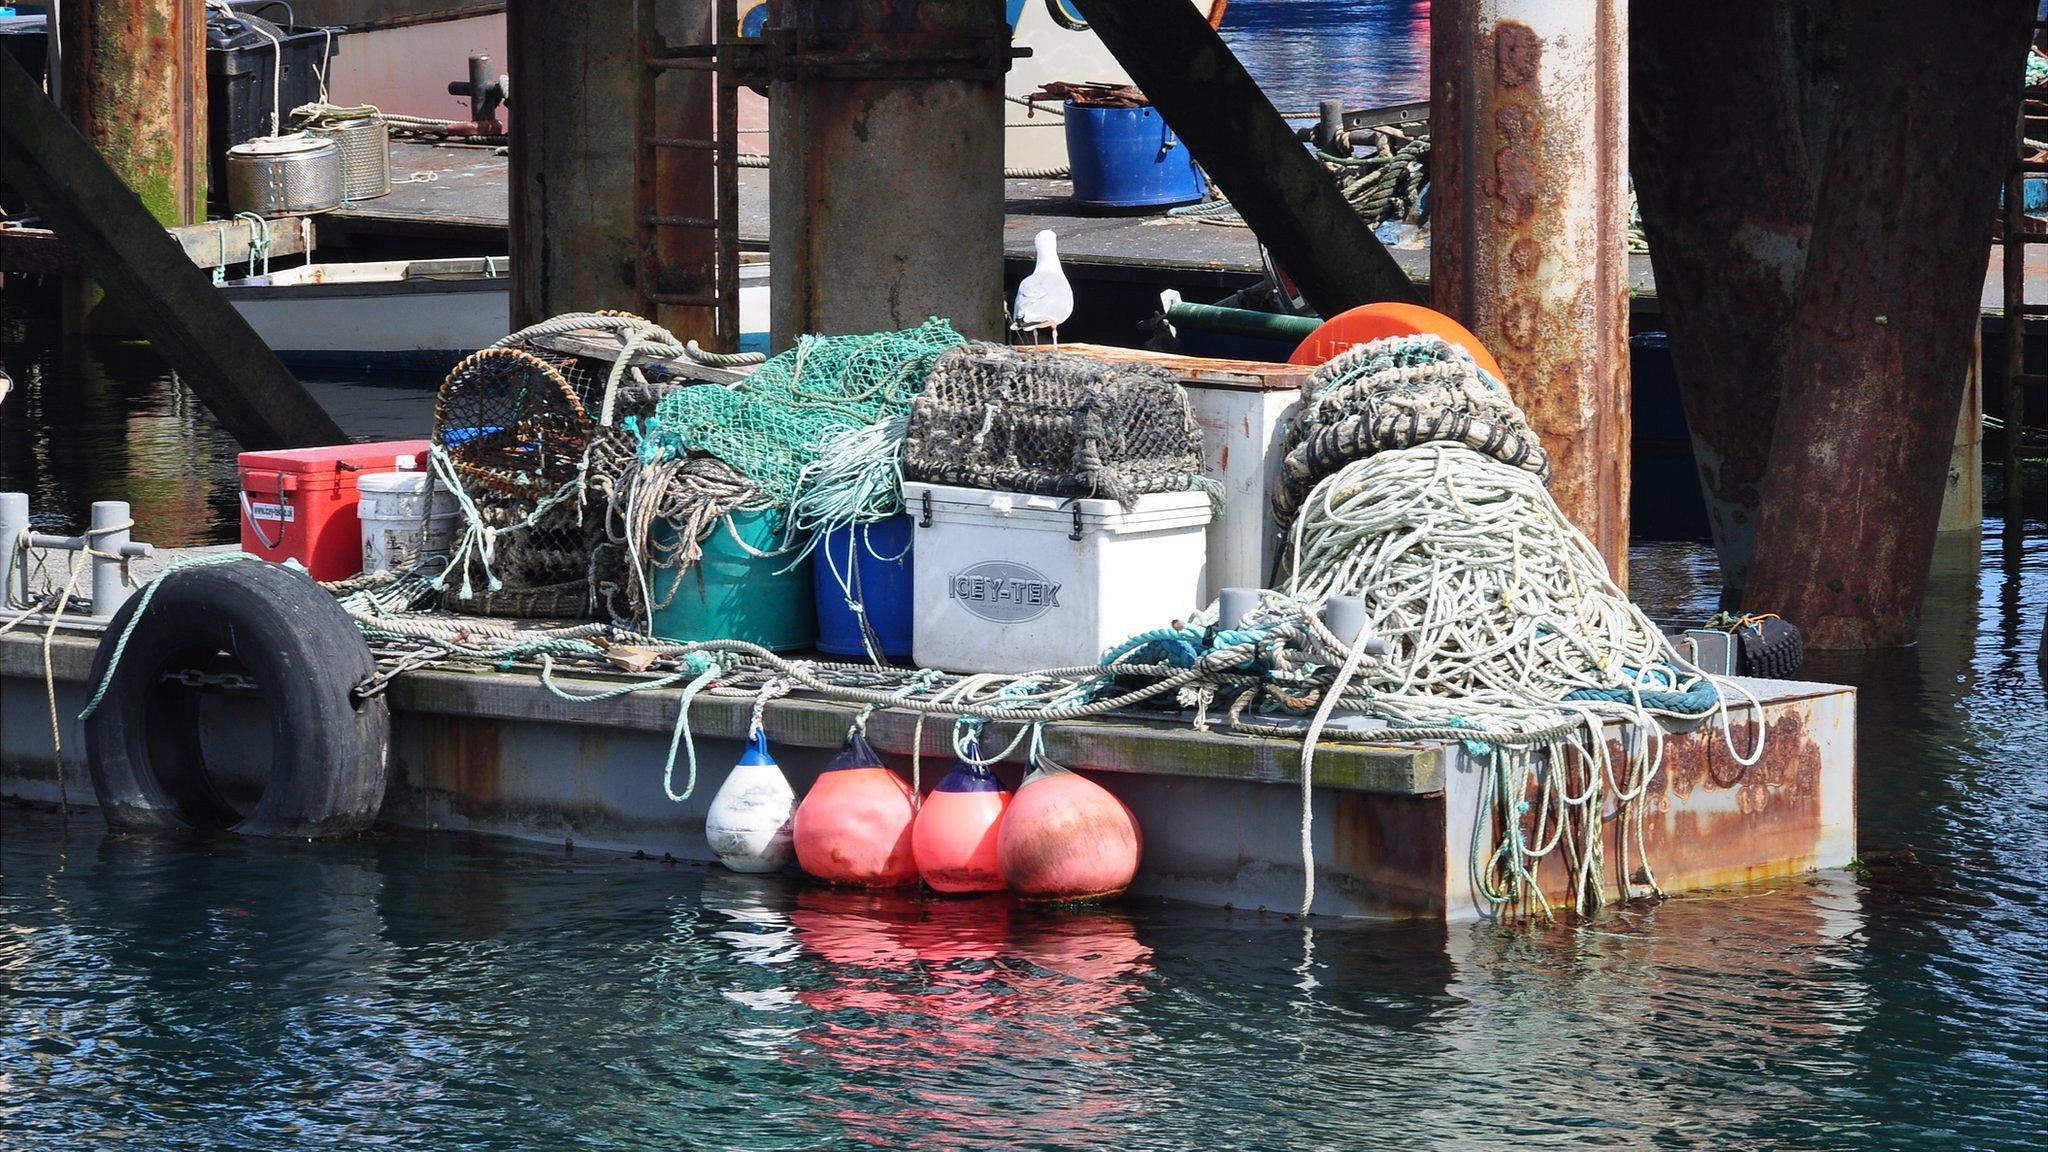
[996,760,1142,902]
[793,731,919,887]
[911,740,1012,894]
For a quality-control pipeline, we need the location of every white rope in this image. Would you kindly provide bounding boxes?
[1281,442,1767,916]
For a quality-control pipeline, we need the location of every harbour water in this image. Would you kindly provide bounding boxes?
[3,337,2047,1148]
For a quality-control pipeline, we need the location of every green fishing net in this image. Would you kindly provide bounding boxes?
[643,318,964,508]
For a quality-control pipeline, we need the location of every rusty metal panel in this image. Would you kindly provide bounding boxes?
[1500,688,1857,915]
[1431,0,1630,582]
[57,0,205,225]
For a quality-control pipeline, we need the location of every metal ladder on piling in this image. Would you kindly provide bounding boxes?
[634,0,743,350]
[2001,15,2048,526]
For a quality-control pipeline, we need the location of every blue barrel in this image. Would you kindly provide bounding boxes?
[1064,102,1207,210]
[814,515,913,661]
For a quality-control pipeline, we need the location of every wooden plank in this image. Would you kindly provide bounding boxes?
[1018,342,1312,393]
[0,52,347,449]
[171,217,317,271]
[3,217,318,275]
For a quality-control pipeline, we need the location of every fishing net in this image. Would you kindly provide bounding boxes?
[900,343,1208,506]
[585,319,962,627]
[644,318,964,508]
[1272,333,1550,539]
[585,379,761,627]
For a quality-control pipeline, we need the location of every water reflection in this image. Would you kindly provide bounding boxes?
[0,308,436,544]
[1220,0,1432,117]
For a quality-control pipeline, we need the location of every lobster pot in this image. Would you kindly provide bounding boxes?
[226,134,342,216]
[431,342,602,617]
[307,115,390,202]
[902,481,1211,674]
[902,343,1207,505]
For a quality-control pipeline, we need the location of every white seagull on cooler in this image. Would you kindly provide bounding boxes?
[1011,228,1073,346]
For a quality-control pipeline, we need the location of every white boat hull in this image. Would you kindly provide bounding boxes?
[223,258,769,372]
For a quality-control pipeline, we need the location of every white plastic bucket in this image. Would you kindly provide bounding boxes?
[357,464,459,575]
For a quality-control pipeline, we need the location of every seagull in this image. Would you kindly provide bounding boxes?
[1011,229,1073,346]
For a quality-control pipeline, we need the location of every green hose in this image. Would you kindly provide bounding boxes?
[1165,302,1322,344]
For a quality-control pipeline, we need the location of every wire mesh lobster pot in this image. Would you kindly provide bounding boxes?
[900,343,1207,505]
[306,114,390,202]
[432,342,612,617]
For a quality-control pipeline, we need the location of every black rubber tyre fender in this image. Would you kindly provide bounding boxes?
[84,561,390,837]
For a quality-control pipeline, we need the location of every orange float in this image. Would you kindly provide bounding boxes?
[792,732,920,887]
[1288,301,1506,380]
[995,761,1142,902]
[911,743,1012,894]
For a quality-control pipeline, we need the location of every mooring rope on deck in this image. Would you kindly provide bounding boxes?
[1277,442,1766,917]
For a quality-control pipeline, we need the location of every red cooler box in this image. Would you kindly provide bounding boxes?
[239,440,432,580]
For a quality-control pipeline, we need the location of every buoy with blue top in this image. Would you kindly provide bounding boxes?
[996,757,1142,902]
[704,729,797,873]
[793,730,920,887]
[911,736,1012,893]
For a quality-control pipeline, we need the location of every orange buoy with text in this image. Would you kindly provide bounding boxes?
[792,730,920,887]
[995,759,1142,902]
[911,738,1012,894]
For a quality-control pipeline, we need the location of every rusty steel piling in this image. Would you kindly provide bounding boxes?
[1742,2,2032,647]
[508,0,644,326]
[56,0,205,227]
[1431,0,1632,582]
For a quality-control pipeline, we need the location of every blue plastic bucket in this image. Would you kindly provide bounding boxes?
[814,515,913,661]
[1064,102,1207,210]
[649,509,816,651]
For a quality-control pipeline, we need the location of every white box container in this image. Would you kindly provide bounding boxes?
[1013,344,1308,597]
[902,481,1214,674]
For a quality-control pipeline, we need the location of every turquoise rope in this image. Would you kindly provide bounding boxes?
[76,553,259,722]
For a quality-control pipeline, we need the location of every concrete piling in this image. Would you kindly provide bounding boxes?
[766,0,1008,346]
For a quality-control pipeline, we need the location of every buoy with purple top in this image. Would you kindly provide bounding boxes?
[911,736,1012,893]
[793,730,920,887]
[996,757,1142,901]
[703,729,796,873]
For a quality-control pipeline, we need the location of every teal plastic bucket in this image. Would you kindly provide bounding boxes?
[649,509,816,651]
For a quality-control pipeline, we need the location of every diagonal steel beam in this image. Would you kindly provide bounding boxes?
[0,49,346,449]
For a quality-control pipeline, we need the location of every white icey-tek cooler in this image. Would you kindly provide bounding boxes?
[902,481,1213,674]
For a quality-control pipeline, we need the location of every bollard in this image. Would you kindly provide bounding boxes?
[1322,595,1390,657]
[1315,99,1348,156]
[1218,587,1261,631]
[17,498,154,620]
[0,491,27,606]
[89,501,132,619]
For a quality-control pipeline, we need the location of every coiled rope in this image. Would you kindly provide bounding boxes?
[1280,442,1766,916]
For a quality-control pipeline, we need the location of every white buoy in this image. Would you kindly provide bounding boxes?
[704,730,796,873]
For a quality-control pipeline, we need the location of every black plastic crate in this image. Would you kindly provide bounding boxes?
[206,10,337,209]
